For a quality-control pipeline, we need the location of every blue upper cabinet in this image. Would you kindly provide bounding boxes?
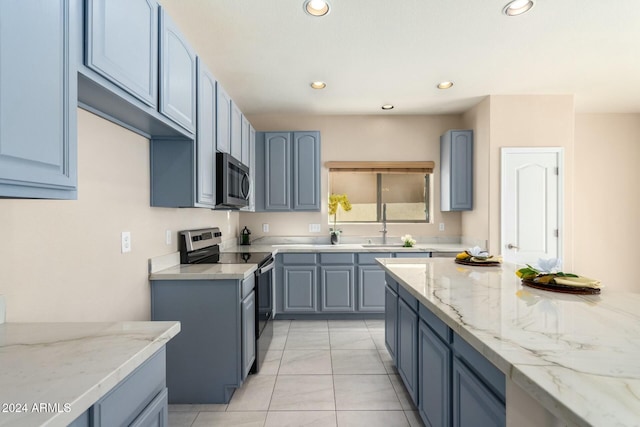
[256,131,321,212]
[264,133,292,211]
[216,85,232,154]
[196,58,217,207]
[441,130,473,211]
[230,101,242,161]
[293,132,321,211]
[86,0,158,108]
[159,9,196,133]
[0,0,77,199]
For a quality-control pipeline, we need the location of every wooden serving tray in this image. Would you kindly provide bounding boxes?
[454,258,501,267]
[521,279,601,295]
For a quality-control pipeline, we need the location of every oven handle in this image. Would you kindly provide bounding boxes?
[257,257,275,275]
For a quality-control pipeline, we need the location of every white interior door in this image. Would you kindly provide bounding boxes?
[501,148,562,266]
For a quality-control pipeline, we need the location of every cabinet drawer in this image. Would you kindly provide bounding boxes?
[419,304,451,343]
[394,252,431,258]
[358,252,392,265]
[319,253,354,264]
[398,286,419,312]
[130,387,168,427]
[452,333,505,401]
[242,275,255,299]
[94,348,166,427]
[281,253,317,264]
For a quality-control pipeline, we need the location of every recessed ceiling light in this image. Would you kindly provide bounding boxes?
[304,0,330,17]
[310,81,326,89]
[381,104,394,110]
[503,0,534,16]
[437,81,454,89]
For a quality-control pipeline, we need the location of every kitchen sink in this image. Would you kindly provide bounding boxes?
[360,244,406,248]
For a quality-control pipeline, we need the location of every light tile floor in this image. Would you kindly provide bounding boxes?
[169,319,424,427]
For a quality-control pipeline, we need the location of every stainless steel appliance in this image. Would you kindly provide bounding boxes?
[178,227,273,373]
[216,153,250,209]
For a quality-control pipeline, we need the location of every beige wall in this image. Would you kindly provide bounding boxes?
[462,97,491,246]
[573,114,640,291]
[241,114,464,240]
[460,95,576,268]
[0,110,238,322]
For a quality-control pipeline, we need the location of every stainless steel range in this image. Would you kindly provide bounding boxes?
[178,227,274,374]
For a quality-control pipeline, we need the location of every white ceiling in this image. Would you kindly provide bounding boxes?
[161,0,640,115]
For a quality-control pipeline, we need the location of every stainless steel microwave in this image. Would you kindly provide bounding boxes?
[216,152,250,209]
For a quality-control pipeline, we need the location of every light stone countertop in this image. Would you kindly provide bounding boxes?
[377,257,640,427]
[0,321,180,427]
[149,262,258,280]
[148,242,467,281]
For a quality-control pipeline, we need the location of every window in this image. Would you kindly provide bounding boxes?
[327,162,433,223]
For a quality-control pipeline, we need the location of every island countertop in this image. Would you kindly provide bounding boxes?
[0,321,180,427]
[377,257,640,427]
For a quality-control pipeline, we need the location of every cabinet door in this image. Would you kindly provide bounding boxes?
[216,85,231,154]
[230,102,243,161]
[264,132,291,210]
[0,0,77,199]
[419,321,451,427]
[292,131,321,211]
[283,265,317,312]
[159,9,196,133]
[86,0,158,107]
[130,388,169,427]
[358,266,386,312]
[441,130,473,211]
[241,115,250,166]
[453,358,505,427]
[241,291,256,379]
[320,266,355,312]
[384,285,398,362]
[196,59,216,207]
[397,298,419,404]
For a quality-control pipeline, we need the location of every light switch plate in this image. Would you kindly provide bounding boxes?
[121,231,131,253]
[439,223,445,231]
[262,223,269,233]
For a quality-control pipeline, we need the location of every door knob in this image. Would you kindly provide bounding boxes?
[507,243,519,250]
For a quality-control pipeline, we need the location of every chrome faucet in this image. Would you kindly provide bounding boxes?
[380,203,388,244]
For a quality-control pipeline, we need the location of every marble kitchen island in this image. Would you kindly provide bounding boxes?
[378,257,640,427]
[0,321,180,426]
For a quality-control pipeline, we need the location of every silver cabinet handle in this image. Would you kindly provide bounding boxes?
[507,244,519,250]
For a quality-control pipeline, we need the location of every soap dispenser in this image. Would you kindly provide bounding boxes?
[240,226,252,245]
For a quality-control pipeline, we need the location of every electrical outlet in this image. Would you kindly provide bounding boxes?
[165,230,172,245]
[309,224,321,232]
[262,223,269,233]
[439,223,445,231]
[121,231,131,253]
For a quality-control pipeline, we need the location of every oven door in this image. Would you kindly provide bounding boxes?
[253,256,274,373]
[256,257,274,336]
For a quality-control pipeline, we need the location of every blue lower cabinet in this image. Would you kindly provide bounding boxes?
[384,284,398,362]
[358,266,386,311]
[397,298,419,404]
[283,265,318,312]
[452,358,505,427]
[93,348,167,426]
[419,321,451,427]
[241,291,256,378]
[130,388,169,427]
[320,266,355,312]
[150,278,252,403]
